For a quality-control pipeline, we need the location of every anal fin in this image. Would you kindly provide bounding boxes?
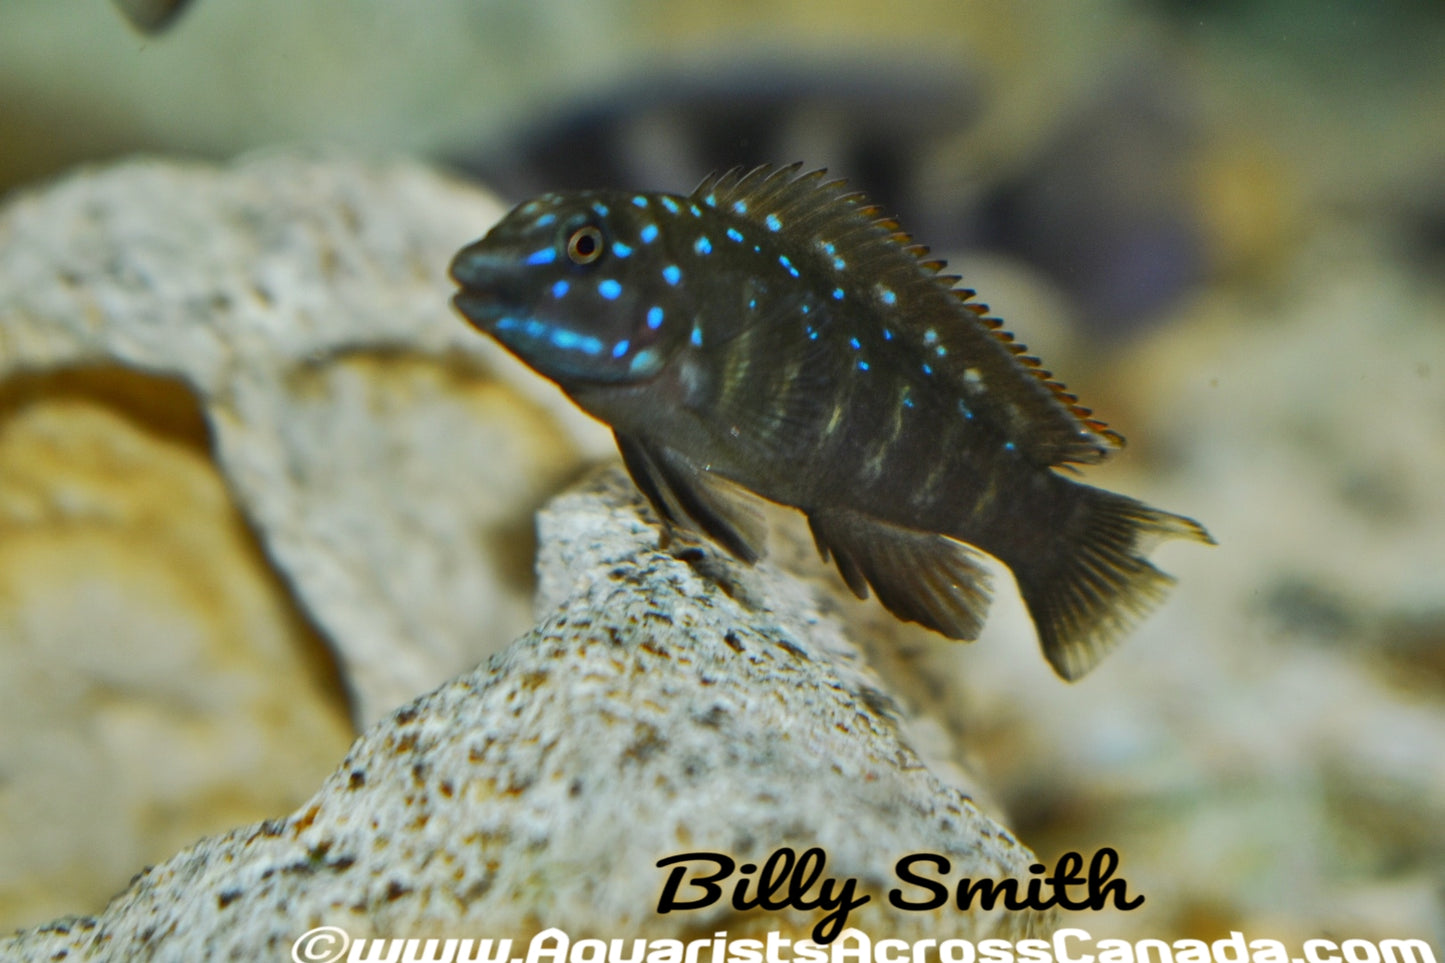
[807,508,993,641]
[615,431,767,563]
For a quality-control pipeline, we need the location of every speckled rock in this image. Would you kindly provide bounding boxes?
[1,468,1047,961]
[0,154,612,934]
[0,153,610,729]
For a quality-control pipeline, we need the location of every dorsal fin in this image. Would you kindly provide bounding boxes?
[692,164,1122,466]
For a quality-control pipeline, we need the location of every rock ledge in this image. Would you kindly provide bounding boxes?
[2,468,1046,960]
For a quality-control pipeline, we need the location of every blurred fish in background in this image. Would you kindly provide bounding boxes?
[450,53,1208,338]
[21,1,1219,341]
[450,59,984,239]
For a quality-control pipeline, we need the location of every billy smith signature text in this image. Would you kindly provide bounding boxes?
[656,847,1144,944]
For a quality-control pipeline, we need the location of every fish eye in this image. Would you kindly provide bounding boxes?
[566,225,605,265]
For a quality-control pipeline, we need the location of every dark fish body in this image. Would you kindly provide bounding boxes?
[450,164,1211,679]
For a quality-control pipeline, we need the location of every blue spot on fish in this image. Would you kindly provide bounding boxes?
[958,400,974,419]
[663,265,681,285]
[647,305,664,330]
[858,360,870,372]
[660,197,680,214]
[551,280,569,299]
[924,329,938,345]
[765,214,782,232]
[631,196,648,208]
[526,248,557,265]
[833,257,847,271]
[704,193,717,207]
[562,331,603,355]
[593,203,610,217]
[690,326,703,347]
[1004,440,1016,451]
[561,331,602,354]
[629,348,657,374]
[689,204,703,217]
[695,236,713,255]
[832,288,845,301]
[778,255,799,278]
[612,241,633,259]
[849,337,861,351]
[726,228,744,243]
[879,287,897,305]
[935,345,948,357]
[882,328,894,341]
[598,279,623,300]
[733,200,748,214]
[612,339,630,358]
[922,363,933,376]
[543,326,602,356]
[535,213,556,228]
[640,224,659,244]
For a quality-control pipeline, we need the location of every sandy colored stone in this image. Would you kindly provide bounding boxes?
[1,468,1047,961]
[0,153,618,934]
[0,397,354,933]
[0,154,611,727]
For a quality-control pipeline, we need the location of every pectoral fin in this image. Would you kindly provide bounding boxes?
[808,509,993,641]
[615,431,767,563]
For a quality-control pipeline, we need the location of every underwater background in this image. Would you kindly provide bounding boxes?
[1,0,1442,948]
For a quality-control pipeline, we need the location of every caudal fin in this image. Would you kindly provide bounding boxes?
[1012,487,1213,680]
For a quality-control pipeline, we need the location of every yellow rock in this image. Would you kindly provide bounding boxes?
[0,393,353,932]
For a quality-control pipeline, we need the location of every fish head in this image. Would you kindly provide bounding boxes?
[450,191,689,385]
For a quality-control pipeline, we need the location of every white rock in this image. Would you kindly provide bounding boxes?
[1,468,1046,960]
[0,154,611,727]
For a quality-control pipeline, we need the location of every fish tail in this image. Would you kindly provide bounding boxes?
[1010,486,1213,680]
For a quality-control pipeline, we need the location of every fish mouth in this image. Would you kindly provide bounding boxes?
[451,289,501,330]
[449,244,522,331]
[448,243,515,290]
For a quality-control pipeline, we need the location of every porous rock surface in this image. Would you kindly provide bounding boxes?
[2,468,1047,960]
[0,395,356,931]
[0,153,608,733]
[0,154,617,929]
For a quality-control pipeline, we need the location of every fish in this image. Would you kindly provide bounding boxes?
[449,163,1212,680]
[452,59,1205,335]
